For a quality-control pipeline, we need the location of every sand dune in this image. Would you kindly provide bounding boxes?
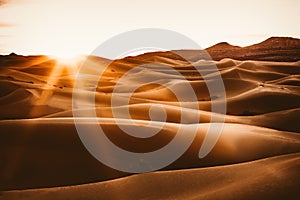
[2,153,299,200]
[0,40,300,199]
[1,57,300,119]
[0,119,299,190]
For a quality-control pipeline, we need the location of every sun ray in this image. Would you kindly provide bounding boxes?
[30,56,81,110]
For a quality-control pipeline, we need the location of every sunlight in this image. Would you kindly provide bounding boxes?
[33,61,63,106]
[50,54,82,69]
[32,55,81,107]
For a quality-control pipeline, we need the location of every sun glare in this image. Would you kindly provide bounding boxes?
[50,54,82,69]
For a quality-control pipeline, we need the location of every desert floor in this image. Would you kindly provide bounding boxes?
[0,53,300,199]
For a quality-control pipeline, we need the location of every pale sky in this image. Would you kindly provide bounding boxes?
[0,0,300,57]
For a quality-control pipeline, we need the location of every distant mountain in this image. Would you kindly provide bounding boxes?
[125,37,300,62]
[205,37,300,62]
[206,42,241,51]
[248,37,300,50]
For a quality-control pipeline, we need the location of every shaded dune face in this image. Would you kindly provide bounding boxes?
[2,153,300,200]
[0,51,299,198]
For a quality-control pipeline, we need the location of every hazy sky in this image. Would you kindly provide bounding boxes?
[0,0,300,57]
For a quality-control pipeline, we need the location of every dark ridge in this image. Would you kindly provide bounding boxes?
[0,53,48,68]
[122,37,300,62]
[247,37,300,49]
[206,42,241,51]
[8,52,18,56]
[206,36,300,62]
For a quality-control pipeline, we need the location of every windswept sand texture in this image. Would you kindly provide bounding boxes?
[0,37,300,199]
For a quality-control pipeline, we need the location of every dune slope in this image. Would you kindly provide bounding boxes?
[2,153,300,200]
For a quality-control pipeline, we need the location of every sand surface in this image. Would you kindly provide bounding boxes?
[0,49,300,199]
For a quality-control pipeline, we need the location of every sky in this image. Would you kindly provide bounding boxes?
[0,0,300,57]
